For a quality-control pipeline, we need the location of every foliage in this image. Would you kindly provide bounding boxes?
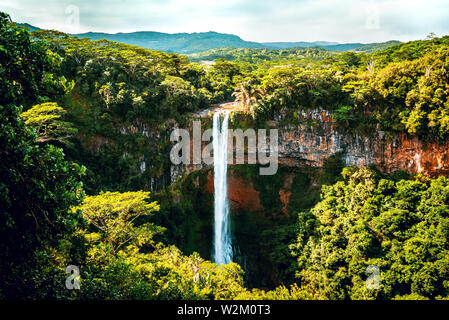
[27,29,245,193]
[20,102,78,144]
[292,168,449,299]
[188,47,336,65]
[188,36,449,141]
[0,13,70,107]
[317,152,345,186]
[3,9,449,300]
[72,191,247,300]
[21,22,449,196]
[74,191,162,263]
[0,12,85,298]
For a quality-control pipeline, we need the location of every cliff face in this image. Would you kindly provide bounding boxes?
[194,167,304,288]
[166,107,449,215]
[204,170,265,212]
[277,109,449,177]
[164,107,449,289]
[173,107,449,190]
[80,106,449,195]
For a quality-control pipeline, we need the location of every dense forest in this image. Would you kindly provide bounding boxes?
[1,10,449,300]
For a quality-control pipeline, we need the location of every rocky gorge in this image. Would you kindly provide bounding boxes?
[169,105,449,214]
[78,104,449,288]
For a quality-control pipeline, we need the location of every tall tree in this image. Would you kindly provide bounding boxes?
[0,12,85,298]
[20,102,77,144]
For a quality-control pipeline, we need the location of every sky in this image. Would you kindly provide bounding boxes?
[1,0,448,43]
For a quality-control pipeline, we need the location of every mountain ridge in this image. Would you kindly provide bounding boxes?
[16,22,400,54]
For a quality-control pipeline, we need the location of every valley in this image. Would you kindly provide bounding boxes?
[2,10,449,300]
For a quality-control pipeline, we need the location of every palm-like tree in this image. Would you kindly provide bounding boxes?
[232,81,264,110]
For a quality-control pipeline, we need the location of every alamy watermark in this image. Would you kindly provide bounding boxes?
[365,265,380,290]
[65,265,80,290]
[170,120,279,175]
[65,4,80,33]
[365,3,380,30]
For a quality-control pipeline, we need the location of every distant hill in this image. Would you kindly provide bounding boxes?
[15,22,400,54]
[15,23,41,32]
[262,41,400,52]
[263,41,339,49]
[71,31,402,54]
[73,31,266,54]
[264,41,400,52]
[187,47,336,63]
[352,40,402,53]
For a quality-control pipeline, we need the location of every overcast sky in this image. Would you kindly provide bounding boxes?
[1,0,448,43]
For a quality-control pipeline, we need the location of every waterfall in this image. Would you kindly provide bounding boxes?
[212,111,233,265]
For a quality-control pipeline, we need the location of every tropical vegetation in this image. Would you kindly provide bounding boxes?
[2,11,449,300]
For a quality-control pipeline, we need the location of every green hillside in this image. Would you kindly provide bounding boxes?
[73,30,266,53]
[12,21,401,54]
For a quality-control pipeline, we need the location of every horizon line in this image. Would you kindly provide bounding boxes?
[15,21,409,46]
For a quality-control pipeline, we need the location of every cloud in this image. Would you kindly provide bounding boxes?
[0,0,448,42]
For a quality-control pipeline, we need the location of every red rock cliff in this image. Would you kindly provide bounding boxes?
[277,109,449,177]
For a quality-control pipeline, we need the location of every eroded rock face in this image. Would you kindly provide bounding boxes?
[167,107,449,214]
[177,107,449,180]
[277,109,449,177]
[204,170,265,213]
[82,107,449,195]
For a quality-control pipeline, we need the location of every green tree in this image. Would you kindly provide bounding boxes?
[292,168,449,300]
[20,102,78,144]
[0,12,85,299]
[73,191,247,300]
[74,191,163,264]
